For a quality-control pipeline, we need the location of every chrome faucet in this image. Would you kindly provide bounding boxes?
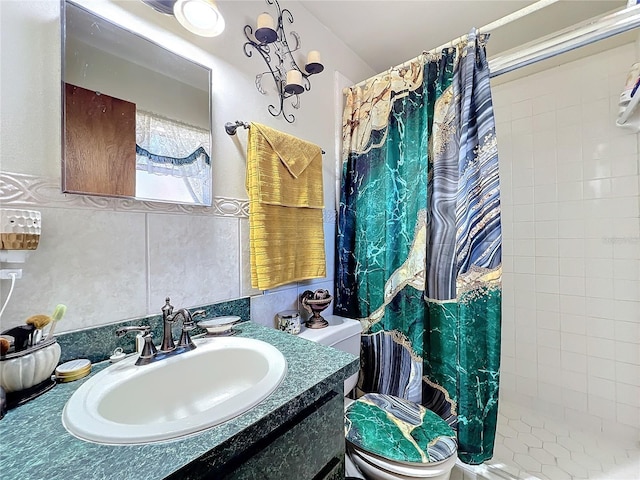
[115,298,206,366]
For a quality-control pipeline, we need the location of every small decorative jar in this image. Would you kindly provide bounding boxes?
[276,310,301,335]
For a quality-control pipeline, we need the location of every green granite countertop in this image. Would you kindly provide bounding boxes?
[0,322,359,480]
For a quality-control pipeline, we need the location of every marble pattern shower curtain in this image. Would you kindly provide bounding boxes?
[336,31,502,464]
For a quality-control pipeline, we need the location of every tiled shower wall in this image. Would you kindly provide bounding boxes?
[493,43,640,441]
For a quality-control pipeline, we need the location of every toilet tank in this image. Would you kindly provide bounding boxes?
[298,314,362,395]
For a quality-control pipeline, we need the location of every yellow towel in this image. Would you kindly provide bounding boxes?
[247,123,326,290]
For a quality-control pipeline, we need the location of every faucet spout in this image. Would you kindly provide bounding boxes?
[168,308,204,350]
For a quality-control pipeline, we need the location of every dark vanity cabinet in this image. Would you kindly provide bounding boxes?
[170,390,346,480]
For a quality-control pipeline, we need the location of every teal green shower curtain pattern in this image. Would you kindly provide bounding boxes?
[336,31,501,465]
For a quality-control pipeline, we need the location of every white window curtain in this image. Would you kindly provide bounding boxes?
[136,110,211,204]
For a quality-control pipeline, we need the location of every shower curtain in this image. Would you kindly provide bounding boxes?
[336,31,502,464]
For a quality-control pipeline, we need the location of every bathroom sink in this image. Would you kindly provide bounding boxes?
[62,337,287,445]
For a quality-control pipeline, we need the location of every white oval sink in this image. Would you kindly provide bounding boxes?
[62,337,287,445]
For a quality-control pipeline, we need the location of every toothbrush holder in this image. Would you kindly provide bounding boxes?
[0,338,61,393]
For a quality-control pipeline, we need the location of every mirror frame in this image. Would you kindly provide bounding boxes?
[60,0,213,206]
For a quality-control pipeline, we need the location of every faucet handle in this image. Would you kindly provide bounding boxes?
[192,310,206,319]
[115,325,152,338]
[139,333,158,359]
[177,326,196,350]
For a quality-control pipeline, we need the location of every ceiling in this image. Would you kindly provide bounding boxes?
[298,1,627,73]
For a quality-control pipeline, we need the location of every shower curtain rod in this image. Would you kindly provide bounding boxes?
[346,1,640,91]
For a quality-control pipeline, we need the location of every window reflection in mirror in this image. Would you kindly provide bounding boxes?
[62,1,212,206]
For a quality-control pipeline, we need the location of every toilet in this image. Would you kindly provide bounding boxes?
[299,315,458,480]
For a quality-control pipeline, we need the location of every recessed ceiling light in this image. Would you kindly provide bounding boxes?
[173,0,225,37]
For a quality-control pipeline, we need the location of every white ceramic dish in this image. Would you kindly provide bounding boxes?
[197,316,241,335]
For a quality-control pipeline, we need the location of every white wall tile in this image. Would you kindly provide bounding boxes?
[561,314,586,335]
[513,204,535,221]
[588,395,617,421]
[587,336,615,360]
[0,207,148,332]
[615,341,640,365]
[559,295,585,316]
[586,316,615,339]
[614,279,640,302]
[558,239,584,258]
[585,277,614,299]
[559,258,585,277]
[561,351,587,373]
[611,176,639,197]
[562,389,588,413]
[512,99,532,120]
[584,258,613,278]
[563,370,587,393]
[557,105,581,128]
[537,310,560,330]
[611,154,638,177]
[536,293,560,313]
[535,239,558,257]
[615,383,640,407]
[536,275,559,294]
[493,43,638,437]
[587,376,616,401]
[537,328,562,349]
[536,257,559,276]
[250,288,298,329]
[561,332,587,354]
[614,300,640,322]
[534,184,557,203]
[557,182,583,202]
[614,321,640,344]
[148,214,240,310]
[587,356,615,379]
[537,345,561,367]
[616,403,640,428]
[585,294,615,319]
[616,362,640,387]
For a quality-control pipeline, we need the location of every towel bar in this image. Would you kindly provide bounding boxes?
[224,120,325,154]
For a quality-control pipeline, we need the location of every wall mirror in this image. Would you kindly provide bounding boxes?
[62,1,212,206]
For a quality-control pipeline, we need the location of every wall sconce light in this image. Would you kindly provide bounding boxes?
[141,0,225,37]
[243,0,324,123]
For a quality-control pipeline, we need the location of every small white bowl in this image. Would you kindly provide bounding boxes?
[197,316,241,336]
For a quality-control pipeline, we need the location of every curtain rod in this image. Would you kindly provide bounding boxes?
[345,1,640,92]
[489,4,640,78]
[224,121,325,154]
[346,0,559,92]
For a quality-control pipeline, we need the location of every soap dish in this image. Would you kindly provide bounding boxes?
[197,316,241,336]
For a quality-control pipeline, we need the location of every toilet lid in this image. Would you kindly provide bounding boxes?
[345,393,457,464]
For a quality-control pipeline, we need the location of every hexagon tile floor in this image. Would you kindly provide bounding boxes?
[451,401,640,480]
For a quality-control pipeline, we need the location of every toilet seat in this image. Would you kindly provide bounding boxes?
[345,393,457,463]
[349,445,458,479]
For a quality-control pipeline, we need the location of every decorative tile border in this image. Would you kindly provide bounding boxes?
[1,172,338,222]
[56,297,250,363]
[1,172,249,218]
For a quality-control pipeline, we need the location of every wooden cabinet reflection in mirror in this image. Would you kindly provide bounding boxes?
[63,83,136,198]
